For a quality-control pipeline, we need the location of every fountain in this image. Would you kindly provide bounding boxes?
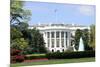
[73,37,84,51]
[78,37,84,51]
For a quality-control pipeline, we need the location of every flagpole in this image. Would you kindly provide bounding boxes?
[55,9,57,23]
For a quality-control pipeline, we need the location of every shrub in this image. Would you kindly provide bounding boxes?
[46,50,95,59]
[25,54,46,60]
[11,56,16,63]
[15,55,25,62]
[11,49,25,63]
[11,49,21,56]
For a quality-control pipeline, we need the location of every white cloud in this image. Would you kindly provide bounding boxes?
[78,5,95,16]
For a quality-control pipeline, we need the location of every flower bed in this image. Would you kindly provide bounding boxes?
[11,49,25,63]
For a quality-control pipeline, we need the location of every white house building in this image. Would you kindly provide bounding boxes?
[29,23,89,52]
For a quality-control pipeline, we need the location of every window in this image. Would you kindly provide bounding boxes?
[51,39,54,48]
[48,39,50,47]
[56,39,59,47]
[56,31,59,38]
[61,39,64,47]
[66,32,67,38]
[51,32,54,38]
[61,31,64,38]
[57,50,60,52]
[47,32,50,38]
[62,49,64,52]
[52,49,54,52]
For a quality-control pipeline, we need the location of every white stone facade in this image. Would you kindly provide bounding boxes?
[29,24,89,52]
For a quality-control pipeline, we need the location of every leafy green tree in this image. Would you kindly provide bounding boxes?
[10,0,23,23]
[74,29,93,51]
[11,27,22,40]
[27,28,47,54]
[10,0,31,51]
[10,0,31,24]
[11,38,28,51]
[89,24,95,50]
[74,29,82,50]
[11,22,30,54]
[11,26,28,50]
[82,29,92,50]
[10,0,47,54]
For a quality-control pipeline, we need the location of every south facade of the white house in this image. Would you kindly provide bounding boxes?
[29,24,90,52]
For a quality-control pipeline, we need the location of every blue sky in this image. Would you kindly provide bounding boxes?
[23,1,95,26]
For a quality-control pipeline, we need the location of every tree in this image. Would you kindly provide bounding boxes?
[11,26,28,51]
[11,27,23,40]
[10,0,31,51]
[89,24,95,50]
[26,28,47,54]
[11,38,28,51]
[74,29,82,50]
[10,0,23,23]
[10,0,47,54]
[11,22,30,55]
[82,29,92,50]
[10,0,31,24]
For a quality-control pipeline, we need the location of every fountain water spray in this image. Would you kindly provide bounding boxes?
[78,37,84,51]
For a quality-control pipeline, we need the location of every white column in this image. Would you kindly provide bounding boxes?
[44,32,47,47]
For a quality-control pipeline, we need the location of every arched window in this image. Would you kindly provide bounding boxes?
[61,39,64,47]
[56,39,59,47]
[51,32,54,38]
[57,50,60,52]
[56,31,59,38]
[66,32,67,38]
[61,31,64,38]
[51,39,54,48]
[62,49,64,52]
[47,32,50,38]
[48,39,50,47]
[52,49,54,52]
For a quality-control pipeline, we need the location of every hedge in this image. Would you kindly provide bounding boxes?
[25,54,46,60]
[46,50,95,59]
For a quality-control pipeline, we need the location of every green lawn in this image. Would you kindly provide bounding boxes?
[10,57,95,67]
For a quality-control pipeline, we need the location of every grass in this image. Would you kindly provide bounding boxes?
[10,57,95,67]
[26,54,45,56]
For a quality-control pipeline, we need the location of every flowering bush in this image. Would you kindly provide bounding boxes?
[11,49,21,56]
[15,55,25,62]
[11,48,25,63]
